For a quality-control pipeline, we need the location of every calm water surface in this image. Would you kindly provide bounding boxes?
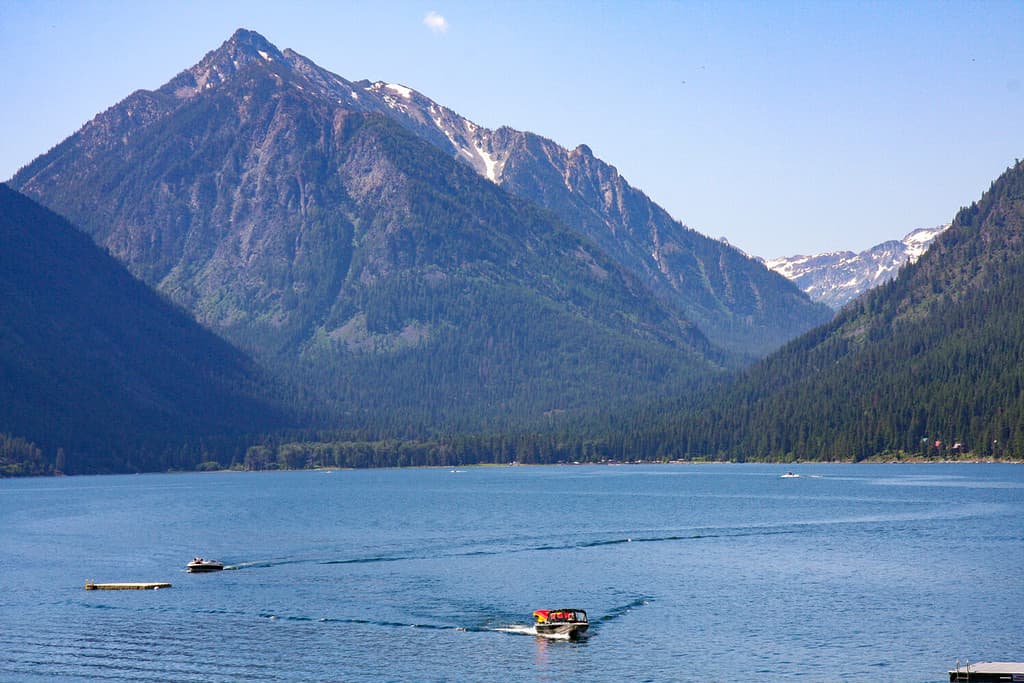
[2,464,1021,681]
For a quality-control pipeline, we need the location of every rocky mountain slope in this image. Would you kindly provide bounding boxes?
[280,40,831,356]
[0,185,284,473]
[763,225,949,308]
[10,29,733,430]
[13,29,827,360]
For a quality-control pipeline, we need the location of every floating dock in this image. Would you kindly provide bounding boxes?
[84,581,171,591]
[949,661,1024,682]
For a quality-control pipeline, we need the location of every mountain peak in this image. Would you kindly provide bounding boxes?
[215,27,285,65]
[227,28,276,51]
[214,28,284,65]
[162,28,286,99]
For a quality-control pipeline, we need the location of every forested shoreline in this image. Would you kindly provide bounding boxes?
[5,426,1020,479]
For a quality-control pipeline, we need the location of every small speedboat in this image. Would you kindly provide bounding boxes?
[186,557,224,573]
[781,471,800,478]
[533,609,588,639]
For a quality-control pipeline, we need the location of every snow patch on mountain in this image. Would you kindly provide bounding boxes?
[476,144,500,182]
[763,225,950,309]
[385,83,413,99]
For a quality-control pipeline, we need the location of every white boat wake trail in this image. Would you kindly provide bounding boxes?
[493,625,572,639]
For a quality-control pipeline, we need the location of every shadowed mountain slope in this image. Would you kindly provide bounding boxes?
[0,185,285,473]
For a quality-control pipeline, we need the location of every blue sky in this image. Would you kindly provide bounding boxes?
[2,0,1022,257]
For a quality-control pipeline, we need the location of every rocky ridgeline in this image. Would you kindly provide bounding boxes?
[762,225,950,309]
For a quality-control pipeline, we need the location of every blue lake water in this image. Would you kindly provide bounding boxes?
[1,463,1022,682]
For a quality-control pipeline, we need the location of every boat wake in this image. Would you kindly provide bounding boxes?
[258,613,462,631]
[207,525,822,574]
[594,596,652,624]
[571,527,802,550]
[82,593,644,641]
[215,530,793,572]
[492,625,540,637]
[215,559,314,571]
[491,624,580,640]
[320,556,407,565]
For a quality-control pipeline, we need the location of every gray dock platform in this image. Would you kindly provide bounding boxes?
[949,661,1024,682]
[84,581,171,590]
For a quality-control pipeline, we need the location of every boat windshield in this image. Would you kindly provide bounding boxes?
[534,609,586,623]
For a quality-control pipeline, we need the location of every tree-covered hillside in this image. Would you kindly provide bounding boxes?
[0,185,286,474]
[634,159,1024,461]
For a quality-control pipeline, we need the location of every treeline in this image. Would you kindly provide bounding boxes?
[237,430,705,472]
[0,433,52,476]
[0,434,259,477]
[0,428,692,477]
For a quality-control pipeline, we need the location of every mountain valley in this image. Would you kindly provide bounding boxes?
[2,28,1021,473]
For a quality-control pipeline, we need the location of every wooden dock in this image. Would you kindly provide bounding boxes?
[84,581,171,591]
[949,661,1024,682]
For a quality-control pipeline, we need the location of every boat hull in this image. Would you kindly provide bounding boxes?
[535,622,589,639]
[186,562,224,573]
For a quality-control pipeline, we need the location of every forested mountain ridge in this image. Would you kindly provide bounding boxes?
[9,29,727,432]
[0,185,286,474]
[640,159,1024,461]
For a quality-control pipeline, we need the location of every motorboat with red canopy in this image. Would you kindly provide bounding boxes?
[532,609,589,639]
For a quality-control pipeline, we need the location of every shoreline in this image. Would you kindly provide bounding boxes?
[5,456,1022,480]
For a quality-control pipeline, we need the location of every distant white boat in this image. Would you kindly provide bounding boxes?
[781,472,800,479]
[186,557,224,573]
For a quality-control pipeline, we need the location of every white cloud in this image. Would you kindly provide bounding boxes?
[423,11,449,34]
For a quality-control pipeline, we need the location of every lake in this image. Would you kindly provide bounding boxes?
[2,463,1021,681]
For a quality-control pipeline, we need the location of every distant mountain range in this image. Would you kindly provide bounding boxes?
[762,225,950,309]
[8,29,828,434]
